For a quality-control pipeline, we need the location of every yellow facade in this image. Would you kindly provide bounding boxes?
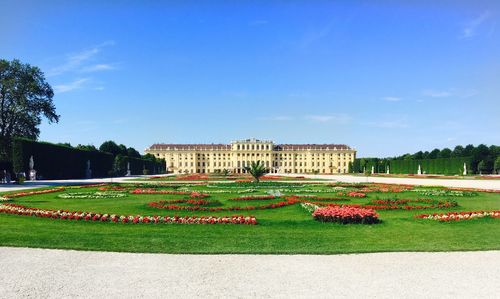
[145,138,356,174]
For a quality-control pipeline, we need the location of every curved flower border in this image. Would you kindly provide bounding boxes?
[148,197,298,211]
[57,192,128,199]
[0,203,257,225]
[415,210,500,222]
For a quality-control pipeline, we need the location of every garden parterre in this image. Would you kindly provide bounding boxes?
[0,181,499,254]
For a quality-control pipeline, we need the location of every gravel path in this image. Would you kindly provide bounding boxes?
[0,247,498,298]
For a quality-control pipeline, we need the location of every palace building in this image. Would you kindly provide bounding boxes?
[145,139,356,174]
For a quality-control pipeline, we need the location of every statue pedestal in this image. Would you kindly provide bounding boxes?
[126,170,131,176]
[85,169,92,179]
[29,170,37,181]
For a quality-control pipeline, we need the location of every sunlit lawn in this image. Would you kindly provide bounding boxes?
[0,182,499,254]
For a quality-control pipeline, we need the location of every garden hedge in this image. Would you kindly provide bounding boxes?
[351,157,472,175]
[389,157,471,175]
[11,138,114,179]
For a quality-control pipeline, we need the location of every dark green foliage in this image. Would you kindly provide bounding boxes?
[99,141,125,156]
[353,144,499,175]
[494,157,500,174]
[477,160,487,174]
[127,147,141,158]
[0,59,59,159]
[0,160,13,176]
[389,157,471,175]
[11,138,165,179]
[11,138,113,179]
[438,148,452,158]
[75,144,97,151]
[111,154,164,177]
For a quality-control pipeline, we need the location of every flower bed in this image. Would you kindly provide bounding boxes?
[300,202,319,213]
[416,210,500,222]
[2,188,65,199]
[57,192,128,199]
[230,195,276,201]
[287,195,348,201]
[305,198,458,211]
[129,189,209,198]
[312,206,379,224]
[130,189,191,195]
[148,197,298,211]
[0,203,257,225]
[411,189,477,197]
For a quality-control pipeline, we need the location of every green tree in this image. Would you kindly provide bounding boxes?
[75,144,97,151]
[222,168,230,176]
[0,59,59,159]
[463,144,475,157]
[127,147,141,158]
[428,149,441,159]
[439,148,452,158]
[244,160,267,183]
[413,151,424,160]
[57,142,72,148]
[99,141,122,156]
[452,145,464,157]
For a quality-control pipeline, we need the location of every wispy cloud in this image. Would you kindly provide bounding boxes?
[304,114,351,124]
[423,89,452,98]
[381,96,402,102]
[47,40,115,76]
[53,78,90,93]
[80,63,117,73]
[461,11,491,39]
[423,88,478,98]
[249,20,268,26]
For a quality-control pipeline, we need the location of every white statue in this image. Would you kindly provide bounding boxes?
[463,163,467,176]
[417,164,422,175]
[371,166,375,174]
[126,162,131,176]
[386,165,390,174]
[29,155,36,181]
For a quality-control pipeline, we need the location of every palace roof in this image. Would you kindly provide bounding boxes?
[148,143,352,151]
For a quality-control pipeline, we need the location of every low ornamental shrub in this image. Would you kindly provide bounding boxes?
[312,206,380,224]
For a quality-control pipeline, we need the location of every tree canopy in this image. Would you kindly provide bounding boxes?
[0,59,59,159]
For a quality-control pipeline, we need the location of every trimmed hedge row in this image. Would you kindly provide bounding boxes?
[11,138,114,179]
[351,157,471,175]
[0,160,13,177]
[389,157,471,175]
[113,155,165,176]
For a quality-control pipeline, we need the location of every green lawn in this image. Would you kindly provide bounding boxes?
[1,182,499,254]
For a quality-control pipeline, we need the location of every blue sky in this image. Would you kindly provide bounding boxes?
[1,1,499,157]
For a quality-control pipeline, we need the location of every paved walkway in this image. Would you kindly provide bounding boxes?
[0,247,498,298]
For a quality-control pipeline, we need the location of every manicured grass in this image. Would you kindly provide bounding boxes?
[1,183,499,254]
